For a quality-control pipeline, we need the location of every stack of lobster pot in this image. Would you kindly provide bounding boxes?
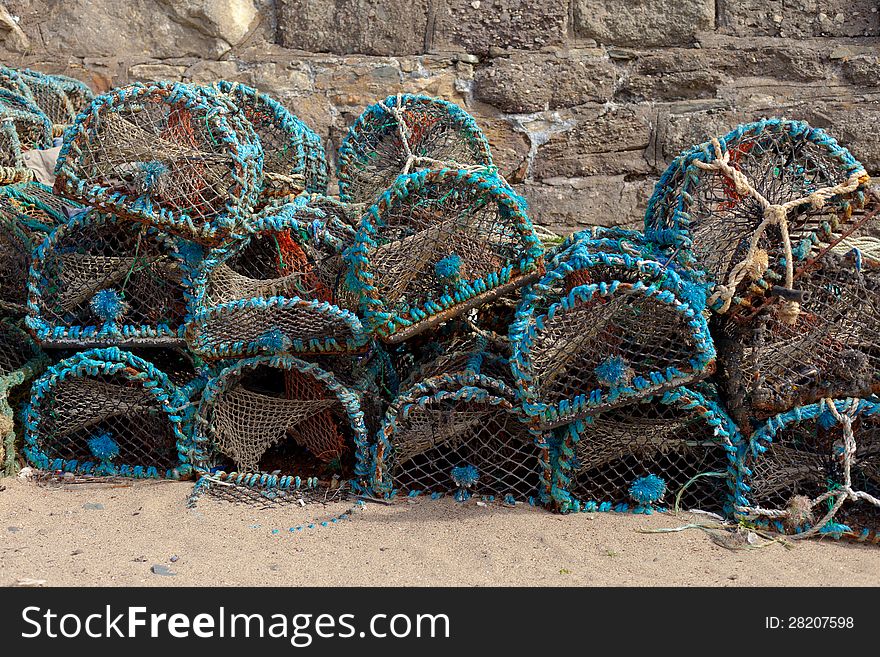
[18,78,325,491]
[0,67,94,475]
[644,119,879,541]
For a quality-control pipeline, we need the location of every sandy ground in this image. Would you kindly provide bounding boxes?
[1,477,879,587]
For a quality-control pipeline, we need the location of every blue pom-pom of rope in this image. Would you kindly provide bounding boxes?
[87,431,119,462]
[629,474,666,506]
[90,289,127,324]
[594,355,632,387]
[451,464,479,488]
[434,253,462,284]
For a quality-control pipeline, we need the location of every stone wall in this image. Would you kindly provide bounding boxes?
[1,0,878,232]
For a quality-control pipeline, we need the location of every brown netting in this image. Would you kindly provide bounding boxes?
[62,87,250,228]
[205,364,349,474]
[18,71,76,126]
[0,216,32,315]
[338,94,494,205]
[743,404,880,538]
[681,130,867,315]
[32,216,187,342]
[718,248,880,431]
[381,392,542,501]
[35,371,181,473]
[0,94,52,151]
[562,393,732,515]
[529,285,704,417]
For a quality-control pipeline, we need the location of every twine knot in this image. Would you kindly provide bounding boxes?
[775,300,800,326]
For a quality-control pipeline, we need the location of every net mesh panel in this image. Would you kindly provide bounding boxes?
[209,80,327,200]
[18,70,76,126]
[1,321,46,474]
[29,214,188,345]
[511,249,714,429]
[0,67,35,101]
[0,216,32,314]
[559,390,734,515]
[379,385,543,501]
[202,362,358,474]
[0,88,53,151]
[338,94,494,205]
[188,199,366,358]
[349,169,542,341]
[46,73,94,115]
[647,120,867,310]
[0,120,25,169]
[26,351,187,477]
[743,403,880,537]
[0,181,74,232]
[201,475,349,508]
[718,250,880,431]
[54,82,261,243]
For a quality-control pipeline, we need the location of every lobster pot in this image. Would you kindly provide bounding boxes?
[46,73,94,115]
[53,81,263,245]
[26,212,194,347]
[186,197,368,359]
[23,348,192,479]
[395,335,512,394]
[0,216,33,316]
[644,119,869,315]
[0,181,78,233]
[205,81,327,200]
[338,94,494,206]
[0,88,53,151]
[717,248,880,432]
[14,69,76,127]
[195,355,371,488]
[552,386,741,516]
[738,398,880,541]
[346,168,544,342]
[510,247,715,430]
[374,371,549,503]
[0,320,46,475]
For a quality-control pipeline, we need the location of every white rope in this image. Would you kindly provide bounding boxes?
[694,137,867,322]
[737,398,880,539]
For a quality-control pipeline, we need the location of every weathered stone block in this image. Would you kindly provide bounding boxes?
[521,176,652,231]
[473,51,617,113]
[717,0,880,38]
[7,0,233,58]
[531,105,653,179]
[432,0,568,56]
[572,0,714,46]
[278,0,430,56]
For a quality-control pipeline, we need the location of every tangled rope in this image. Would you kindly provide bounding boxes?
[694,137,867,322]
[737,398,880,539]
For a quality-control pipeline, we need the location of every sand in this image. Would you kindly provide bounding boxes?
[1,477,879,587]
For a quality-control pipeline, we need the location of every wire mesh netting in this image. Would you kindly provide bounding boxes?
[44,72,94,115]
[551,386,741,515]
[737,398,880,542]
[204,80,327,201]
[23,347,192,479]
[338,93,495,206]
[0,319,46,475]
[510,244,715,430]
[53,81,263,245]
[195,355,371,490]
[716,244,880,433]
[26,212,192,347]
[0,87,53,153]
[645,119,870,316]
[186,196,368,359]
[16,69,76,127]
[375,369,548,504]
[0,213,34,316]
[0,180,79,233]
[346,168,544,342]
